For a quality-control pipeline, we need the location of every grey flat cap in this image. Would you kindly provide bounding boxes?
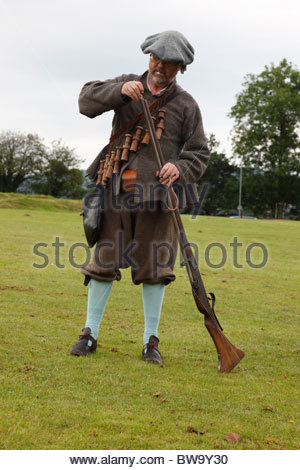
[141,30,194,66]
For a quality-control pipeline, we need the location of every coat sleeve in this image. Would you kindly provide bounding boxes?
[174,99,210,184]
[78,74,135,118]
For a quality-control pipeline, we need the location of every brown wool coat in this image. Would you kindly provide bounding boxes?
[79,71,210,208]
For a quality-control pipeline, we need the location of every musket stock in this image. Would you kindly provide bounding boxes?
[140,95,245,372]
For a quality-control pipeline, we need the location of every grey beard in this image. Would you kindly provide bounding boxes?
[149,71,170,87]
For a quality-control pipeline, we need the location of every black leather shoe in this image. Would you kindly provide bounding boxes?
[142,335,162,363]
[70,327,97,356]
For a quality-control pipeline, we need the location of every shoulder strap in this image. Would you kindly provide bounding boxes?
[165,85,184,104]
[109,83,184,145]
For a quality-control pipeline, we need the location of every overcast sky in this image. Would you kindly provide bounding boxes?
[1,0,299,167]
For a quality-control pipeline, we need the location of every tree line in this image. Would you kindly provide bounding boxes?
[0,59,299,218]
[198,58,300,219]
[0,132,86,199]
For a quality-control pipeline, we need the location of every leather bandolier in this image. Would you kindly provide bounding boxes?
[96,83,183,192]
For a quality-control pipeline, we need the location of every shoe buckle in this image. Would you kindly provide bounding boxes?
[149,336,159,348]
[79,327,91,339]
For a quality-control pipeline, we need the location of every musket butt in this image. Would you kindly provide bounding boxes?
[218,347,245,373]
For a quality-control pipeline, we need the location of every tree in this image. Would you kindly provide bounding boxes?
[0,131,47,192]
[31,159,85,199]
[0,131,85,198]
[31,140,85,198]
[229,59,300,216]
[199,134,238,215]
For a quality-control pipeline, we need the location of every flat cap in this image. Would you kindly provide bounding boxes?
[140,30,194,66]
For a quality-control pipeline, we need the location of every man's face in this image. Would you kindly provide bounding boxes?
[148,54,181,87]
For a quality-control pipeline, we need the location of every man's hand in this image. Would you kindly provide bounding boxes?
[121,81,144,101]
[156,162,180,186]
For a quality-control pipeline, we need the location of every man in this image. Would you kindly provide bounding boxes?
[70,30,210,363]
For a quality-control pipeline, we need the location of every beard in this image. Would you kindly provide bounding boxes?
[149,70,170,87]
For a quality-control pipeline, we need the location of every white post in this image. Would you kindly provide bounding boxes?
[238,161,243,218]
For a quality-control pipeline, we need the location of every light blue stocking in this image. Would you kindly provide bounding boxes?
[142,283,165,345]
[85,279,113,340]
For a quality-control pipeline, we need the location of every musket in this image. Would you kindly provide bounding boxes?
[140,95,245,373]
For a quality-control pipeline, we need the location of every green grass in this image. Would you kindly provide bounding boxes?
[0,194,299,450]
[0,192,81,211]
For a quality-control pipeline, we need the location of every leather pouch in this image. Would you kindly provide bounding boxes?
[81,186,106,248]
[121,169,137,192]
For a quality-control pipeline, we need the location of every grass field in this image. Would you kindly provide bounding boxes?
[0,193,299,450]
